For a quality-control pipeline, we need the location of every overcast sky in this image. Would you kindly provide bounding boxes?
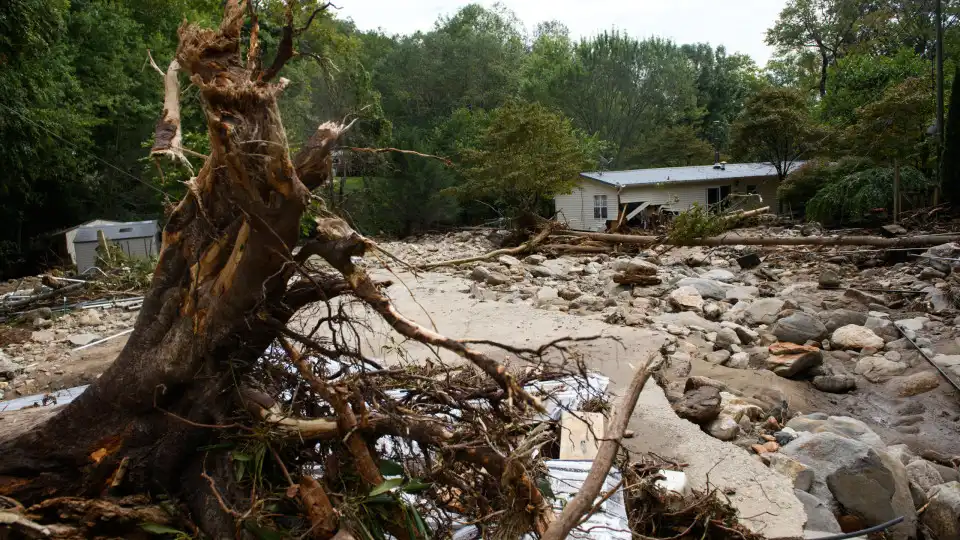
[337,0,788,65]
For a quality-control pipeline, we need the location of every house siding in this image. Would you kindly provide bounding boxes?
[555,181,618,231]
[555,175,782,231]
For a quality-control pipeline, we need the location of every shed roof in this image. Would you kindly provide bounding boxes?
[73,220,158,243]
[581,162,787,187]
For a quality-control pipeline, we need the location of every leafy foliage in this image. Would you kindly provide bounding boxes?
[807,166,934,223]
[821,49,928,125]
[626,125,716,169]
[778,157,875,212]
[667,204,729,245]
[943,63,960,204]
[455,101,604,218]
[845,76,934,163]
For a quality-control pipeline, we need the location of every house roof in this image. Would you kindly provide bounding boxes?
[581,162,786,187]
[73,220,158,243]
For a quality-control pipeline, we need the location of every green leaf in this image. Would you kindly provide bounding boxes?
[235,461,246,482]
[537,479,556,500]
[368,477,404,497]
[401,479,432,493]
[378,459,404,477]
[231,451,253,461]
[410,506,430,537]
[141,522,186,536]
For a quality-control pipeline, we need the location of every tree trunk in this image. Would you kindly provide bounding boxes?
[894,158,901,223]
[556,230,960,247]
[0,2,345,534]
[819,51,829,98]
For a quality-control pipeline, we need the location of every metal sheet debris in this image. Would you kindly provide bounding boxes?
[0,385,89,413]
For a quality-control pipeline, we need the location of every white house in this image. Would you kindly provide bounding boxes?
[554,162,787,232]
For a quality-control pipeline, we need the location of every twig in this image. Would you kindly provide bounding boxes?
[344,146,452,165]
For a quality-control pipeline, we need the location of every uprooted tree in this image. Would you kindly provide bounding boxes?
[0,2,658,539]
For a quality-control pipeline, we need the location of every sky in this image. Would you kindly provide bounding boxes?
[336,0,789,65]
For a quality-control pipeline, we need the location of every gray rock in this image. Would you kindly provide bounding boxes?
[727,352,750,369]
[832,325,884,350]
[923,482,960,540]
[534,287,560,307]
[854,356,907,383]
[772,312,828,344]
[896,371,941,397]
[921,242,960,273]
[668,286,705,314]
[818,269,841,288]
[497,254,521,267]
[524,254,546,265]
[715,327,742,349]
[0,353,23,381]
[782,432,916,540]
[919,267,946,280]
[906,459,944,494]
[673,386,722,425]
[484,271,512,286]
[812,375,857,393]
[613,258,659,275]
[654,312,720,333]
[725,285,759,303]
[895,317,928,332]
[844,288,887,307]
[886,444,918,467]
[558,285,582,301]
[702,268,736,282]
[794,490,842,534]
[68,333,102,346]
[78,310,101,326]
[676,277,729,300]
[470,266,492,282]
[706,414,739,441]
[30,330,55,343]
[769,453,815,492]
[528,265,557,278]
[786,414,885,449]
[706,350,731,365]
[821,309,868,333]
[766,344,823,378]
[743,298,786,325]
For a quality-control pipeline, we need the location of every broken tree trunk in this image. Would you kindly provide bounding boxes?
[559,230,960,248]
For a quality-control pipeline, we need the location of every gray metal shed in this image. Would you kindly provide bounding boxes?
[73,220,160,273]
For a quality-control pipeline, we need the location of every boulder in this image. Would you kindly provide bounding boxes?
[470,266,492,282]
[612,258,659,275]
[0,353,23,381]
[843,288,887,307]
[786,414,885,449]
[821,309,869,333]
[534,287,560,307]
[727,352,750,369]
[68,333,102,347]
[702,268,736,282]
[743,298,786,325]
[855,356,907,383]
[524,254,546,265]
[819,269,841,288]
[78,310,102,326]
[676,277,729,300]
[484,271,512,286]
[906,459,944,494]
[781,432,916,540]
[768,453,815,492]
[653,312,720,333]
[31,330,55,343]
[766,343,823,379]
[714,327,742,349]
[772,312,828,344]
[497,254,521,267]
[886,444,918,467]
[558,285,582,301]
[725,285,759,302]
[895,371,941,397]
[921,243,960,273]
[794,490,843,534]
[528,265,557,278]
[706,414,739,441]
[831,325,884,350]
[673,386,722,425]
[895,317,928,332]
[705,350,731,365]
[669,286,705,314]
[812,374,857,393]
[923,482,960,540]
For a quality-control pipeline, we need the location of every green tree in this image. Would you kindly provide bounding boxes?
[942,63,960,204]
[625,125,715,168]
[456,101,602,218]
[731,87,824,182]
[821,49,928,125]
[845,77,935,164]
[766,0,873,96]
[557,32,698,165]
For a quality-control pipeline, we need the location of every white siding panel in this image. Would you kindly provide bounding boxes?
[555,181,618,231]
[619,178,782,213]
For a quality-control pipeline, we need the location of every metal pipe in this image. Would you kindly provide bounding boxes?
[812,516,904,540]
[71,328,134,352]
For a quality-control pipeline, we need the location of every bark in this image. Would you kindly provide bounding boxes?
[147,50,191,172]
[0,1,346,535]
[558,230,960,247]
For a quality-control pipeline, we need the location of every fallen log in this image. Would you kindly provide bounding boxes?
[539,244,612,254]
[417,226,553,269]
[561,231,960,248]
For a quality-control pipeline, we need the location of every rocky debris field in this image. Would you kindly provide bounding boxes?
[371,226,960,539]
[0,305,136,400]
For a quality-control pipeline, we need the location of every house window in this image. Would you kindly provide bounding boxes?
[746,185,758,194]
[707,186,732,211]
[593,195,608,219]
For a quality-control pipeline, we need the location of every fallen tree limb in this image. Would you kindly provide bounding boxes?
[541,351,662,540]
[417,226,554,270]
[561,230,960,248]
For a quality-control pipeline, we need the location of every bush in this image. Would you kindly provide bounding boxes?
[806,166,934,224]
[778,157,874,214]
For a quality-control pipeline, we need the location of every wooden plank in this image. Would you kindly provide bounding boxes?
[559,411,606,461]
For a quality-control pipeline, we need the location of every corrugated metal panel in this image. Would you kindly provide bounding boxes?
[75,242,100,274]
[582,162,792,187]
[73,220,158,243]
[73,220,159,272]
